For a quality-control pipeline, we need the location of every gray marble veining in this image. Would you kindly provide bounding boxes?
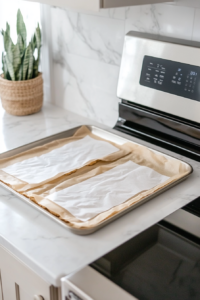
[50,3,200,127]
[0,103,199,287]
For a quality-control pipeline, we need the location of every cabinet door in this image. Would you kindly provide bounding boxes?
[26,0,173,11]
[26,0,100,11]
[0,245,51,300]
[0,271,5,300]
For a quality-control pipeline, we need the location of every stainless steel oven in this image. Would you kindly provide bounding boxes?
[114,31,200,237]
[61,31,200,300]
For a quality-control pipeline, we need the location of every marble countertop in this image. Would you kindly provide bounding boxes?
[0,103,199,287]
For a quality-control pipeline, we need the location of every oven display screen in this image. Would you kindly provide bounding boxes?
[140,56,200,102]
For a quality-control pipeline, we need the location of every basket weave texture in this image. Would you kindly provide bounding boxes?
[0,72,43,116]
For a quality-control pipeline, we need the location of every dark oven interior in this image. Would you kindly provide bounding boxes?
[91,222,200,300]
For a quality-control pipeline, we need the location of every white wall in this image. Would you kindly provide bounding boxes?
[48,2,200,126]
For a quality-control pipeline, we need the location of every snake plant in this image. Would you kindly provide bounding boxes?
[1,9,41,81]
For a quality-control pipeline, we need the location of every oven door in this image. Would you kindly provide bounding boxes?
[62,221,200,300]
[61,266,137,300]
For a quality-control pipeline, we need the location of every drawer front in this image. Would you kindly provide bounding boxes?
[61,266,137,300]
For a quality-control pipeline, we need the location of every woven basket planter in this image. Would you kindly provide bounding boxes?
[0,72,43,116]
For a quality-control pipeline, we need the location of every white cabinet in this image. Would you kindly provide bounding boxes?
[0,271,3,300]
[25,0,174,11]
[0,245,60,300]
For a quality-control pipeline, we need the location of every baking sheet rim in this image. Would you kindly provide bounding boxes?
[0,125,193,235]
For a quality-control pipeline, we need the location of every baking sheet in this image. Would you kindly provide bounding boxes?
[0,125,193,234]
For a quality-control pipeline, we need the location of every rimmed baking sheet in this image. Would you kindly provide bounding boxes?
[0,126,193,235]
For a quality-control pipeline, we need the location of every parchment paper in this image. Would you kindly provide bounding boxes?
[2,136,119,184]
[47,161,170,221]
[26,142,191,230]
[0,126,130,192]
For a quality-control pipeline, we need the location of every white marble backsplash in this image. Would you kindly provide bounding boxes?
[50,2,200,127]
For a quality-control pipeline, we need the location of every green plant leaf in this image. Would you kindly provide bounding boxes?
[2,53,11,80]
[27,43,33,80]
[17,34,24,57]
[35,24,41,63]
[13,44,21,78]
[23,44,30,80]
[33,57,38,78]
[6,22,10,36]
[5,55,15,81]
[7,39,13,64]
[18,64,23,81]
[2,53,6,77]
[1,30,12,53]
[17,9,27,48]
[31,33,37,51]
[35,24,41,48]
[1,22,12,51]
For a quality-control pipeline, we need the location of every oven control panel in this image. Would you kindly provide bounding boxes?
[140,55,200,102]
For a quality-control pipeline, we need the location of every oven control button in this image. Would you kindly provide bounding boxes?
[171,80,176,84]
